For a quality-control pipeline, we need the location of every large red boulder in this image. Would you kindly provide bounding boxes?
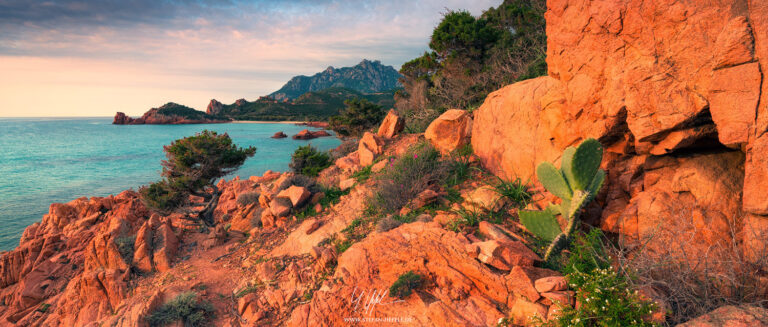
[377,109,405,138]
[425,109,473,154]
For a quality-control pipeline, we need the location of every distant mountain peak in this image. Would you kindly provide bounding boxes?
[269,59,401,101]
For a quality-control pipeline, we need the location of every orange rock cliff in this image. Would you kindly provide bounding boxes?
[3,0,768,326]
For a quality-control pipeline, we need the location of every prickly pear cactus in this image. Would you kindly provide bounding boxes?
[519,138,605,261]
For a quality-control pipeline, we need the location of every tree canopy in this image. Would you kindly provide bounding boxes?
[328,98,386,137]
[396,0,546,131]
[140,130,256,223]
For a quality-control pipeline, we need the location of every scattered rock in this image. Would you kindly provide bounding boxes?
[678,305,768,327]
[377,109,405,138]
[534,276,568,293]
[277,186,311,208]
[425,109,473,154]
[271,131,287,139]
[463,187,507,212]
[269,197,292,218]
[471,239,541,270]
[358,132,385,166]
[292,129,331,140]
[339,178,355,191]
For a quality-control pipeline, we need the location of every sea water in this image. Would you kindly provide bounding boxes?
[0,117,340,251]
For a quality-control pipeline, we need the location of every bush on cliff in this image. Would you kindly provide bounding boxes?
[389,271,424,299]
[146,292,214,327]
[236,191,260,206]
[140,130,256,225]
[289,145,332,177]
[328,98,386,137]
[367,142,448,215]
[395,0,546,131]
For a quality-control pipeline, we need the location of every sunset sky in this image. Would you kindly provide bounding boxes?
[0,0,499,117]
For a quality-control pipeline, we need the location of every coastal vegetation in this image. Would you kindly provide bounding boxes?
[139,130,256,225]
[214,87,396,122]
[146,292,215,327]
[328,98,387,137]
[289,145,332,177]
[395,0,546,131]
[389,271,424,299]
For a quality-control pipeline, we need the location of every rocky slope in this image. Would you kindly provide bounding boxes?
[470,0,768,261]
[269,59,401,101]
[5,0,768,326]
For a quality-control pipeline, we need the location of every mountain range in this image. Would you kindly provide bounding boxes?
[113,59,402,124]
[269,59,401,101]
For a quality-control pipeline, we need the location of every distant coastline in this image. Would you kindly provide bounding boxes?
[232,120,303,124]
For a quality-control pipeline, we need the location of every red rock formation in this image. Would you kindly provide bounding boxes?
[0,191,178,325]
[377,109,405,138]
[113,105,231,125]
[271,131,288,138]
[425,109,473,154]
[678,305,768,326]
[291,129,331,140]
[472,0,768,258]
[206,99,223,115]
[358,132,385,166]
[285,222,564,326]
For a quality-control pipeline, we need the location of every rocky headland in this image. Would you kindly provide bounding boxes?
[113,102,231,125]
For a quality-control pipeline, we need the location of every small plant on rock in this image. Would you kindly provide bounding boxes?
[518,138,605,261]
[489,176,532,208]
[389,271,423,299]
[290,145,332,177]
[236,191,260,206]
[535,230,658,327]
[146,291,214,327]
[115,235,136,264]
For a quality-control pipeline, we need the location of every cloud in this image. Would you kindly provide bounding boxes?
[0,0,501,116]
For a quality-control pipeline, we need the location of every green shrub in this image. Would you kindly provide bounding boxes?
[389,271,423,299]
[351,164,373,183]
[115,235,136,263]
[320,187,347,207]
[234,282,263,298]
[334,239,353,254]
[368,142,448,215]
[489,176,532,208]
[536,230,657,327]
[36,303,51,313]
[396,1,546,117]
[290,145,332,177]
[140,130,256,224]
[237,191,260,206]
[328,98,386,137]
[146,292,215,327]
[445,144,474,187]
[139,180,186,214]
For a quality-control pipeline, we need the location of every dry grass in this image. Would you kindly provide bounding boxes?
[611,209,768,324]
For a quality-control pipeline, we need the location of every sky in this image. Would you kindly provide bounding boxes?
[0,0,500,117]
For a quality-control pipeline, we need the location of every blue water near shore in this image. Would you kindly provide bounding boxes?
[0,117,340,251]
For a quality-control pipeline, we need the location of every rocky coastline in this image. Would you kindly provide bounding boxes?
[4,1,768,326]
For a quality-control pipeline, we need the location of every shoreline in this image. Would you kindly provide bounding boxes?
[231,120,305,124]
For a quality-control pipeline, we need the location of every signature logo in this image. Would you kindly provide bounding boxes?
[350,287,405,315]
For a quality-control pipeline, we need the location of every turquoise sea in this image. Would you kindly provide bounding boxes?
[0,118,340,251]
